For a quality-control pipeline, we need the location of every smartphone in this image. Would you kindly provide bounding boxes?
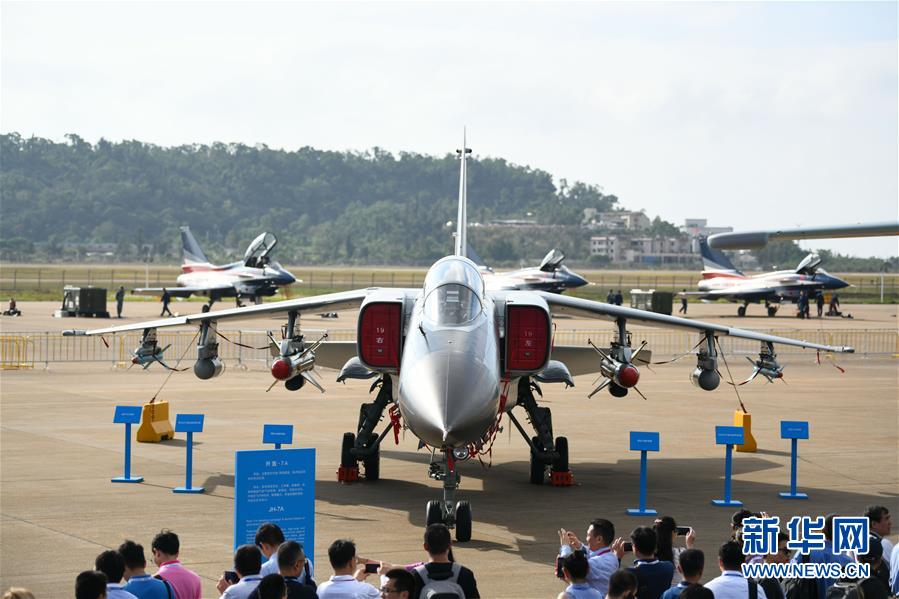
[555,556,565,579]
[224,570,239,584]
[365,562,379,574]
[622,542,633,552]
[676,526,691,536]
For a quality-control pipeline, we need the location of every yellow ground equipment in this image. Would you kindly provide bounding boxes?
[137,400,175,443]
[733,410,757,453]
[0,335,34,370]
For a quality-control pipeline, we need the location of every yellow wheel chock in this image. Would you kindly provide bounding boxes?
[137,401,175,443]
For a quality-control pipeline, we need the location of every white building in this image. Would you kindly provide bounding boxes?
[598,211,651,231]
[590,235,694,265]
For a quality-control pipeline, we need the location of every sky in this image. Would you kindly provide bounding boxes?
[2,1,897,258]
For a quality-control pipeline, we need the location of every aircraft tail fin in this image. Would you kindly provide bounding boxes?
[698,236,742,274]
[454,130,472,258]
[180,226,209,265]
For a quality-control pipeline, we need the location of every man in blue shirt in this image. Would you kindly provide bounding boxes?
[557,551,603,598]
[620,526,674,599]
[662,549,704,599]
[120,540,173,599]
[559,519,620,597]
[95,550,139,599]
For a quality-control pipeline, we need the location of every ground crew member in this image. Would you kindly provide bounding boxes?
[116,286,125,318]
[679,290,688,314]
[160,288,173,317]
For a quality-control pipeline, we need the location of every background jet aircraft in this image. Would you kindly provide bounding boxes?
[133,226,297,311]
[467,246,589,293]
[695,237,848,317]
[73,137,852,543]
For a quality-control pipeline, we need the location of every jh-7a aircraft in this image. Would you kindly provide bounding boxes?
[695,237,849,317]
[71,138,853,542]
[133,226,297,311]
[470,246,590,294]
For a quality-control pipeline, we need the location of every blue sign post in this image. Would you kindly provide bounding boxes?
[263,424,294,450]
[234,448,315,563]
[173,414,205,494]
[627,432,660,516]
[112,406,144,484]
[713,425,744,507]
[779,421,809,500]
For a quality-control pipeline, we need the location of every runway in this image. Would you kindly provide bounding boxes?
[1,303,896,597]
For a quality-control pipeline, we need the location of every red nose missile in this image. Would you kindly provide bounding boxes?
[617,364,640,388]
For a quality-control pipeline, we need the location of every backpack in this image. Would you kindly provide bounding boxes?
[414,562,465,599]
[825,581,862,599]
[784,554,819,599]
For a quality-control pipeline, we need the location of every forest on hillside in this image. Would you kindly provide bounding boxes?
[0,133,893,271]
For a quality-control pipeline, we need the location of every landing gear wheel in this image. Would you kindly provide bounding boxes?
[340,432,356,468]
[529,436,545,485]
[455,501,472,542]
[201,304,211,313]
[425,500,443,527]
[552,437,569,472]
[362,446,380,481]
[767,306,778,317]
[737,305,747,317]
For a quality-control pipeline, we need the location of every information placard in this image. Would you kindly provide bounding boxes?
[780,421,809,440]
[715,425,745,446]
[234,448,315,559]
[114,406,142,424]
[629,431,660,452]
[175,414,205,433]
[263,424,294,446]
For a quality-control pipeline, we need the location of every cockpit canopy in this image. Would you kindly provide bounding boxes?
[422,257,484,326]
[244,232,278,268]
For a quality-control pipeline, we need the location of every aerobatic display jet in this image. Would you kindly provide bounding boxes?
[133,227,297,311]
[468,246,590,293]
[695,237,849,317]
[70,136,853,542]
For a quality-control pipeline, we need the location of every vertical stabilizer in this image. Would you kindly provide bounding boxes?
[180,226,209,265]
[698,236,742,274]
[454,130,472,257]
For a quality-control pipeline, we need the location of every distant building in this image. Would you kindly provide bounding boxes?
[590,234,694,265]
[680,218,733,238]
[598,211,651,231]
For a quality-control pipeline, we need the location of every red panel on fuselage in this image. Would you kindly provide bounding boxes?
[505,305,550,373]
[358,302,402,369]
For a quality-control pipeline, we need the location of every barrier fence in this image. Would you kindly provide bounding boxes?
[2,328,895,370]
[2,265,897,302]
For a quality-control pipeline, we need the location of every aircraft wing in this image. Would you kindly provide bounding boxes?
[314,341,358,370]
[77,289,380,336]
[537,292,852,353]
[132,285,232,298]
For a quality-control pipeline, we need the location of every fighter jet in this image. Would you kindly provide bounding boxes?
[468,246,589,293]
[695,237,849,317]
[70,136,852,542]
[133,227,297,311]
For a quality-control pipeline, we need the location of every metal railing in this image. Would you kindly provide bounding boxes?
[1,328,894,370]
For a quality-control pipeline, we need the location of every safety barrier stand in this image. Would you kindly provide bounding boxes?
[627,431,659,516]
[173,414,205,494]
[712,425,744,507]
[779,421,809,500]
[263,424,294,450]
[112,406,144,483]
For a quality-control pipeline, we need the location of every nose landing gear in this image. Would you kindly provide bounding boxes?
[425,450,472,542]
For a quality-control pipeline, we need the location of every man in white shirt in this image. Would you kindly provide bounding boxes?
[559,518,621,597]
[217,544,264,599]
[255,522,315,585]
[94,550,138,599]
[316,539,380,599]
[705,541,768,599]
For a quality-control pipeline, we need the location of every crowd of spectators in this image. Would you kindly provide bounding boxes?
[3,503,894,598]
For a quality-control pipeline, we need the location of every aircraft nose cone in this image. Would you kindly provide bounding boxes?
[831,275,849,289]
[399,351,500,448]
[569,273,589,288]
[280,271,297,285]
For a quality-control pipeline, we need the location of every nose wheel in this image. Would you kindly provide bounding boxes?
[425,450,472,542]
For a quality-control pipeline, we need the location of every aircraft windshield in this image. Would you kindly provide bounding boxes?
[423,283,482,326]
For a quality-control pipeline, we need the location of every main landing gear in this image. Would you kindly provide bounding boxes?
[502,378,572,486]
[737,302,748,317]
[765,301,779,317]
[338,376,393,483]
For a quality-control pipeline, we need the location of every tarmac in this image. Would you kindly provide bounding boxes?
[1,302,897,597]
